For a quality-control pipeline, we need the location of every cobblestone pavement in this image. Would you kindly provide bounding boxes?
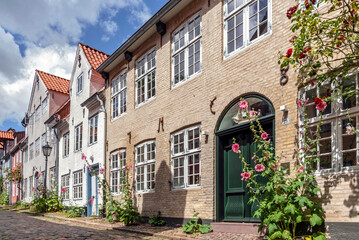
[0,209,155,240]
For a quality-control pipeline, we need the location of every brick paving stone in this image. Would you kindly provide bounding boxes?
[0,209,154,240]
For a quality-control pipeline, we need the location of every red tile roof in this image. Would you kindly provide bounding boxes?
[0,142,3,149]
[0,130,14,140]
[36,70,70,94]
[79,43,109,71]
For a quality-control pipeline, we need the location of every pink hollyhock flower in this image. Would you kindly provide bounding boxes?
[316,100,327,111]
[81,153,87,160]
[255,164,266,172]
[37,172,41,177]
[267,139,271,145]
[249,110,257,117]
[87,165,91,171]
[124,165,132,171]
[252,155,255,160]
[61,188,66,193]
[261,132,268,140]
[265,154,269,158]
[232,143,240,153]
[310,130,317,136]
[99,168,105,174]
[297,99,303,107]
[271,161,279,170]
[346,125,355,135]
[241,172,250,180]
[89,197,94,204]
[254,160,257,163]
[238,100,248,110]
[296,166,304,172]
[32,187,35,191]
[304,98,309,106]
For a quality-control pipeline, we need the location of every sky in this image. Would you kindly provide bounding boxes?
[0,0,168,132]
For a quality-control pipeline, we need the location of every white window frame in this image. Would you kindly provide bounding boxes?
[110,150,126,194]
[29,143,34,160]
[135,141,156,193]
[171,12,202,88]
[35,106,41,122]
[42,97,48,114]
[111,70,127,120]
[74,123,83,152]
[29,176,33,196]
[73,170,83,200]
[63,132,70,157]
[299,73,359,174]
[42,132,47,146]
[89,114,98,145]
[77,73,83,95]
[223,0,272,58]
[61,174,70,200]
[171,125,201,189]
[35,138,40,156]
[135,48,157,107]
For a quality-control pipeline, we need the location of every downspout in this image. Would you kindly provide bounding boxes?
[95,93,106,216]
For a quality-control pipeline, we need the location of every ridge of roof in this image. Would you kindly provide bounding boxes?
[79,43,109,71]
[35,69,70,94]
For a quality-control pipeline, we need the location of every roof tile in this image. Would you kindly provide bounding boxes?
[0,130,14,140]
[79,43,109,70]
[36,70,70,94]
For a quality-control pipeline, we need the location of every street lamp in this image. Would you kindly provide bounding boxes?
[42,142,52,189]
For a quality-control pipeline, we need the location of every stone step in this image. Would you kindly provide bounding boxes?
[211,222,265,236]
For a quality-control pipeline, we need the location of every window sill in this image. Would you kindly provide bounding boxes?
[136,190,155,194]
[135,96,156,109]
[171,185,201,191]
[314,167,359,176]
[88,142,98,147]
[111,112,127,123]
[224,31,272,61]
[172,70,202,90]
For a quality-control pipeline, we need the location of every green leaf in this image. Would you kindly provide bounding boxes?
[193,212,199,218]
[313,232,327,240]
[267,223,278,234]
[284,204,296,215]
[296,214,303,223]
[310,214,323,227]
[269,231,282,240]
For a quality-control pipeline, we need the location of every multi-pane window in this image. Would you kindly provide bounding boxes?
[23,178,27,198]
[172,13,202,87]
[171,126,201,189]
[77,73,83,94]
[74,124,83,151]
[61,174,70,199]
[224,0,271,57]
[110,150,126,194]
[49,167,56,190]
[135,141,156,192]
[112,71,127,119]
[29,143,34,160]
[136,49,156,106]
[42,132,47,146]
[35,106,40,121]
[89,115,98,145]
[63,132,70,157]
[35,138,40,156]
[299,74,359,172]
[29,176,33,196]
[73,171,83,199]
[23,148,28,162]
[42,97,48,114]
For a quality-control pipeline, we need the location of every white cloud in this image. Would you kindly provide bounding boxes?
[0,0,152,126]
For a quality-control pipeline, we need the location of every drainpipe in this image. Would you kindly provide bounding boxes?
[95,93,106,216]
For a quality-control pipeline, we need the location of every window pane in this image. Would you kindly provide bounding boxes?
[249,2,258,16]
[343,151,357,167]
[319,155,331,170]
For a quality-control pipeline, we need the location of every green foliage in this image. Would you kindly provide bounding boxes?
[31,184,63,213]
[234,106,325,239]
[83,154,141,225]
[0,183,9,205]
[64,207,83,218]
[182,213,212,234]
[149,211,166,226]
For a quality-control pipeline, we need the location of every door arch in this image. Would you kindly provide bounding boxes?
[215,95,275,222]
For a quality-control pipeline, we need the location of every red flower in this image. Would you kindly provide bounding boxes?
[314,97,322,105]
[61,188,66,193]
[286,5,298,19]
[311,81,315,86]
[286,48,293,58]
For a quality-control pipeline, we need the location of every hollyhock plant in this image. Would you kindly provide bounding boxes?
[286,48,293,57]
[255,164,265,172]
[99,168,105,174]
[241,172,250,180]
[81,153,87,160]
[238,100,248,110]
[346,125,355,135]
[296,166,304,173]
[61,188,66,193]
[316,100,327,111]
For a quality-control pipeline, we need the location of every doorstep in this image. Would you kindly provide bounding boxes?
[211,222,265,236]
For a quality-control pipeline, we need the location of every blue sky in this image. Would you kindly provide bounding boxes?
[0,0,168,132]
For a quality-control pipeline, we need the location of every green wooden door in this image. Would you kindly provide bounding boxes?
[223,126,271,222]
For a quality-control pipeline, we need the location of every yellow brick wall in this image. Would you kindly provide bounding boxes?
[104,0,359,222]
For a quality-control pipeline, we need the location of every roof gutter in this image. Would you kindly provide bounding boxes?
[97,0,182,73]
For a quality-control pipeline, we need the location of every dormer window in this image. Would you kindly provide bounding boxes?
[77,73,83,94]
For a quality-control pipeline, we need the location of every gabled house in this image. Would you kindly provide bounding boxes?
[22,70,69,202]
[49,43,108,216]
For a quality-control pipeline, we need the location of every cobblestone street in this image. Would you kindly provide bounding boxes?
[0,210,153,240]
